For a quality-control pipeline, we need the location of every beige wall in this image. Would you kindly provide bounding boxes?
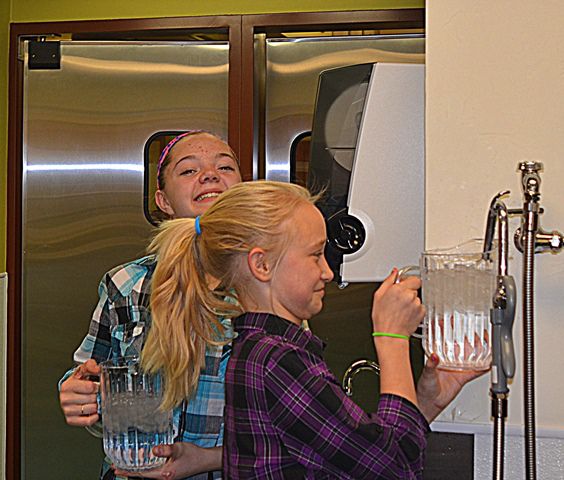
[427,1,564,477]
[0,0,423,271]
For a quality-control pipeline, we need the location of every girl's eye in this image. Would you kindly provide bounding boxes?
[180,168,197,176]
[218,165,236,172]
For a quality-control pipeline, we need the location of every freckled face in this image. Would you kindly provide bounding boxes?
[270,203,334,324]
[156,133,242,219]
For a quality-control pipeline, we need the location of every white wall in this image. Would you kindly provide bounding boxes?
[426,1,564,478]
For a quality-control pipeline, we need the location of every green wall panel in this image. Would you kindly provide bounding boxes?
[11,0,423,22]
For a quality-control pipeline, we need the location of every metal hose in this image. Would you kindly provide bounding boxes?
[522,225,537,480]
[492,398,506,480]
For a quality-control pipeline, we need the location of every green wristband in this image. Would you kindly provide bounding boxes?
[372,332,410,340]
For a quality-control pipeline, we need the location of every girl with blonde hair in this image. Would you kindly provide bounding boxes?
[141,180,440,479]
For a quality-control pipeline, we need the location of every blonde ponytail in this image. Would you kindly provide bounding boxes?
[141,218,241,409]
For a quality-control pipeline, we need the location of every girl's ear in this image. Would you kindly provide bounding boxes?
[155,189,175,216]
[247,247,272,282]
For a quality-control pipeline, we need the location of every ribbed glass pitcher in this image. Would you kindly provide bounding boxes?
[420,239,496,371]
[100,357,173,471]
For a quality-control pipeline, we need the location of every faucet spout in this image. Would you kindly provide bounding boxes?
[483,190,510,262]
[342,359,380,397]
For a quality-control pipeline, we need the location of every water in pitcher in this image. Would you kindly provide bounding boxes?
[101,359,173,471]
[103,393,172,471]
[421,240,496,371]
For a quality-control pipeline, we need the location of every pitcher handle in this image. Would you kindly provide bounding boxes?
[396,265,420,283]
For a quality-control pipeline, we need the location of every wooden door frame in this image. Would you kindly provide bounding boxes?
[6,9,424,479]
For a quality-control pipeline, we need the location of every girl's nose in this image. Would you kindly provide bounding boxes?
[199,168,219,183]
[321,255,334,282]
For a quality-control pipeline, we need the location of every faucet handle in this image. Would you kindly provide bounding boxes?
[342,359,380,397]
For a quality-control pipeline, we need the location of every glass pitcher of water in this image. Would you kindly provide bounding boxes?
[100,357,173,471]
[404,239,496,371]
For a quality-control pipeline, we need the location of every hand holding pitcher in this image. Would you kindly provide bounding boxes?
[371,268,425,338]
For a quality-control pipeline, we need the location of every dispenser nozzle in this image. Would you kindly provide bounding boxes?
[483,190,510,260]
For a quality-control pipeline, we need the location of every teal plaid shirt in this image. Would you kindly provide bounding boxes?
[60,255,231,480]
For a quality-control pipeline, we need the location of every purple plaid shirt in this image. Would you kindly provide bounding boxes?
[224,312,429,479]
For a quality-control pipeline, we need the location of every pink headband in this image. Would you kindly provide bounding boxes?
[156,130,205,190]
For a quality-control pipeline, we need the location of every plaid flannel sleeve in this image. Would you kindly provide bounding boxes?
[57,273,115,392]
[72,273,114,365]
[265,348,428,479]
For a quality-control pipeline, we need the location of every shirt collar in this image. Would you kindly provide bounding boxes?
[233,312,325,357]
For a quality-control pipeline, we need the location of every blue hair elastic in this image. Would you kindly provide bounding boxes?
[195,216,202,236]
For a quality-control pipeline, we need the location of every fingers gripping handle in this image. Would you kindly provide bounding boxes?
[395,265,423,339]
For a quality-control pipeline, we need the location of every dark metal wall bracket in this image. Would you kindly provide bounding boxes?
[28,39,61,70]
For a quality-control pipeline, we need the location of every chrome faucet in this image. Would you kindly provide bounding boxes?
[484,190,517,480]
[514,162,564,254]
[341,359,380,397]
[483,161,564,480]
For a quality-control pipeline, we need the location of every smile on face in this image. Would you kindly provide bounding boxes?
[270,203,334,325]
[155,133,242,219]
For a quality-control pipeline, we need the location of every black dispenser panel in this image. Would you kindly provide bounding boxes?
[308,63,373,281]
